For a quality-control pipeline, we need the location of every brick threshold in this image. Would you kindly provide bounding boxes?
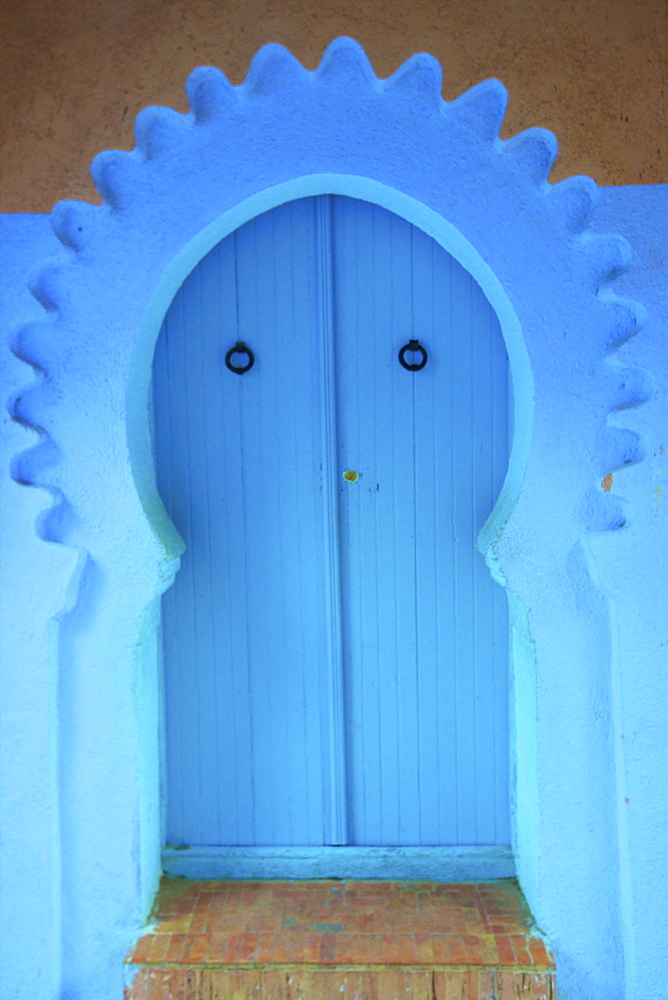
[125,878,556,999]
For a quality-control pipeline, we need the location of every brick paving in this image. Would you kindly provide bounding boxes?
[125,878,556,999]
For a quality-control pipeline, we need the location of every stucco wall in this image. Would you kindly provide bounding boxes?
[0,216,83,998]
[3,178,665,1000]
[588,186,668,1000]
[0,0,666,213]
[0,7,667,1000]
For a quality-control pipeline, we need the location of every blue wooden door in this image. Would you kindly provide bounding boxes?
[153,196,510,859]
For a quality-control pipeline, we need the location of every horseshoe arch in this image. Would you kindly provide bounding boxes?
[12,36,643,949]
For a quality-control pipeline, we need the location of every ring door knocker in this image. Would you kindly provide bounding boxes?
[398,338,428,371]
[225,340,255,375]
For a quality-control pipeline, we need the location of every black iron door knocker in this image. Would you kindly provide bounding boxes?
[398,338,428,371]
[225,340,255,374]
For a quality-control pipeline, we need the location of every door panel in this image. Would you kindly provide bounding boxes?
[153,195,510,852]
[154,199,339,846]
[332,199,509,845]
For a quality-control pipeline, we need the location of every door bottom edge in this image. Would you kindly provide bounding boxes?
[162,844,515,881]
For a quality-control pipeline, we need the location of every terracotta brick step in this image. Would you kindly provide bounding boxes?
[125,878,556,999]
[126,967,554,999]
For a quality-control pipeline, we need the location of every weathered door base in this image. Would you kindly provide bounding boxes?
[162,845,515,881]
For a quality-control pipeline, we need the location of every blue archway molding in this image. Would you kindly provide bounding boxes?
[129,173,531,583]
[12,37,647,996]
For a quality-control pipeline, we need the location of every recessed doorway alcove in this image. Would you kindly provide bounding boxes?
[153,192,512,880]
[9,36,647,999]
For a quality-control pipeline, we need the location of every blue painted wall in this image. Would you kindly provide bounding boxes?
[0,41,666,1000]
[587,185,668,1000]
[0,214,80,999]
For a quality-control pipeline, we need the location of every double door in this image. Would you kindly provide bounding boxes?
[153,195,510,855]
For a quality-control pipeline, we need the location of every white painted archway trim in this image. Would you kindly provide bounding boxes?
[130,173,532,590]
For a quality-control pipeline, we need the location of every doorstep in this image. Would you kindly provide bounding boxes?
[124,878,556,999]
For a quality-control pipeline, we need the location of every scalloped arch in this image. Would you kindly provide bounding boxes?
[7,41,656,981]
[13,36,644,612]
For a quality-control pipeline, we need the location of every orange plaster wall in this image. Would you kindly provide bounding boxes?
[0,0,666,213]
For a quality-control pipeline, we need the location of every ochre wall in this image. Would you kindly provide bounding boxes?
[1,0,666,213]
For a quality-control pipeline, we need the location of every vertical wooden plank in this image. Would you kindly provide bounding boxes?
[448,248,478,843]
[410,227,446,846]
[314,195,348,844]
